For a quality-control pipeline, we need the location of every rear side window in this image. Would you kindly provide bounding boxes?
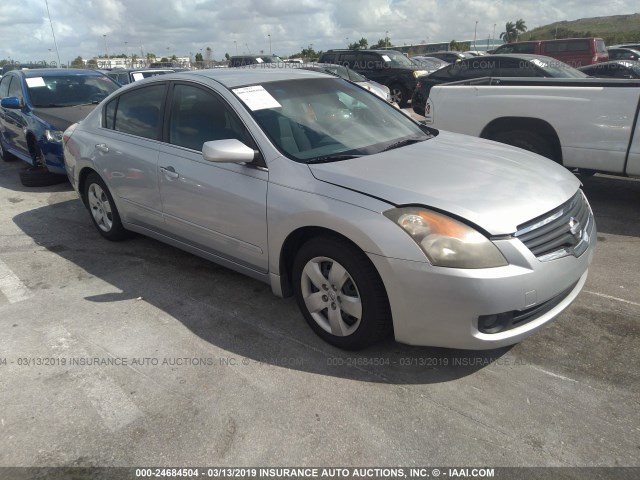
[321,53,336,63]
[112,85,166,140]
[544,40,589,53]
[512,43,536,54]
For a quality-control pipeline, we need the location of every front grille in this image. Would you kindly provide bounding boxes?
[515,190,592,261]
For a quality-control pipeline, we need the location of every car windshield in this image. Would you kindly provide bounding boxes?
[383,52,415,68]
[529,58,588,78]
[234,78,432,163]
[27,74,120,107]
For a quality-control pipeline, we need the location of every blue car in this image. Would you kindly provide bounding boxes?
[0,68,119,186]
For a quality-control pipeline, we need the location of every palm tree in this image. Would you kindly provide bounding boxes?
[515,19,527,41]
[500,22,516,43]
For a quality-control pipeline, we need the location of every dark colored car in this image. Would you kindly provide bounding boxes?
[578,60,640,79]
[0,68,119,186]
[318,49,425,107]
[607,48,640,61]
[106,68,175,86]
[1,63,50,76]
[229,55,283,67]
[411,54,587,115]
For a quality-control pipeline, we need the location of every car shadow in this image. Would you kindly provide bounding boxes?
[12,198,513,385]
[581,174,640,237]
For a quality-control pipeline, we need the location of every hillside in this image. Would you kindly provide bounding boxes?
[523,13,640,45]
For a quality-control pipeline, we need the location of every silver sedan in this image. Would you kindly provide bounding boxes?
[63,68,595,350]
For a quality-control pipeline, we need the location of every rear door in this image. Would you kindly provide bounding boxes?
[93,83,167,230]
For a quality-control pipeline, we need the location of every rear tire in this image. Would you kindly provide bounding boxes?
[492,130,556,161]
[292,236,392,350]
[84,172,129,241]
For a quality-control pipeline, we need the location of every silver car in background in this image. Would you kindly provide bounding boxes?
[63,68,595,350]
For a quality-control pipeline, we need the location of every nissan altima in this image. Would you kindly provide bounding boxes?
[63,68,595,350]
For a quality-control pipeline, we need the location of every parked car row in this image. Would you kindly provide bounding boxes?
[59,68,596,350]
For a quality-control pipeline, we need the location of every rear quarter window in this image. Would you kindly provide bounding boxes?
[112,85,165,140]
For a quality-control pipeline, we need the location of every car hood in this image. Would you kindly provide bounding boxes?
[308,131,581,235]
[32,104,98,132]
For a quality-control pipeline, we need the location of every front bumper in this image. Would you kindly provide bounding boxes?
[368,220,596,350]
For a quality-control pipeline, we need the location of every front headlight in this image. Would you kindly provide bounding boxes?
[384,207,508,268]
[413,70,428,78]
[45,129,64,143]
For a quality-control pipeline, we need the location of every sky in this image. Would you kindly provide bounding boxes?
[0,0,638,64]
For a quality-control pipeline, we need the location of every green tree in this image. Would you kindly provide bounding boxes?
[500,21,517,43]
[449,40,464,51]
[70,56,84,67]
[225,52,230,60]
[195,52,203,62]
[515,19,527,41]
[373,37,391,49]
[87,59,97,66]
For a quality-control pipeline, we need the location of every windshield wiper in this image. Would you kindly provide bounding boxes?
[306,154,363,164]
[381,137,426,152]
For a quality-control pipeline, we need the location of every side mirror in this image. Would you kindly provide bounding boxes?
[202,139,256,163]
[1,97,22,109]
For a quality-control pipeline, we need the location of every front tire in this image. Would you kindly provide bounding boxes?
[84,172,129,241]
[292,236,392,350]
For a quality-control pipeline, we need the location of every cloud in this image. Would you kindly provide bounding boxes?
[0,0,637,63]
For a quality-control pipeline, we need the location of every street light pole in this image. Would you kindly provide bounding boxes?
[268,34,272,55]
[234,40,238,55]
[492,23,496,43]
[385,30,389,49]
[474,21,478,52]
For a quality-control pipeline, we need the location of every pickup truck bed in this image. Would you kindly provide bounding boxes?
[424,77,640,177]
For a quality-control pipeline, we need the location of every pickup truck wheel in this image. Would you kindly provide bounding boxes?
[292,236,392,350]
[492,130,556,161]
[389,84,408,108]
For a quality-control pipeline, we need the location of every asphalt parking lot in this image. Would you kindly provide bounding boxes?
[0,153,638,468]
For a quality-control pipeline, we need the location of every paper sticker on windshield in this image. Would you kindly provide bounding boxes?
[381,55,391,62]
[25,77,46,88]
[255,58,264,63]
[233,85,281,111]
[530,59,547,68]
[131,72,144,81]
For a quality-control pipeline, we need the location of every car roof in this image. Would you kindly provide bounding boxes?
[141,66,334,89]
[108,68,175,73]
[14,68,106,78]
[472,53,572,62]
[324,49,403,54]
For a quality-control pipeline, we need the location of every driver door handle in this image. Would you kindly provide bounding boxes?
[160,166,179,179]
[95,143,109,153]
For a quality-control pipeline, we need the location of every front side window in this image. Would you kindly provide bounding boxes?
[168,84,247,151]
[0,75,12,98]
[235,78,432,163]
[113,85,166,140]
[8,76,24,101]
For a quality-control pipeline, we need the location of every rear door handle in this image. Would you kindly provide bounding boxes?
[95,143,109,153]
[160,166,179,179]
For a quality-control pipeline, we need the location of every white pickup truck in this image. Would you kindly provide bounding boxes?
[423,77,640,177]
